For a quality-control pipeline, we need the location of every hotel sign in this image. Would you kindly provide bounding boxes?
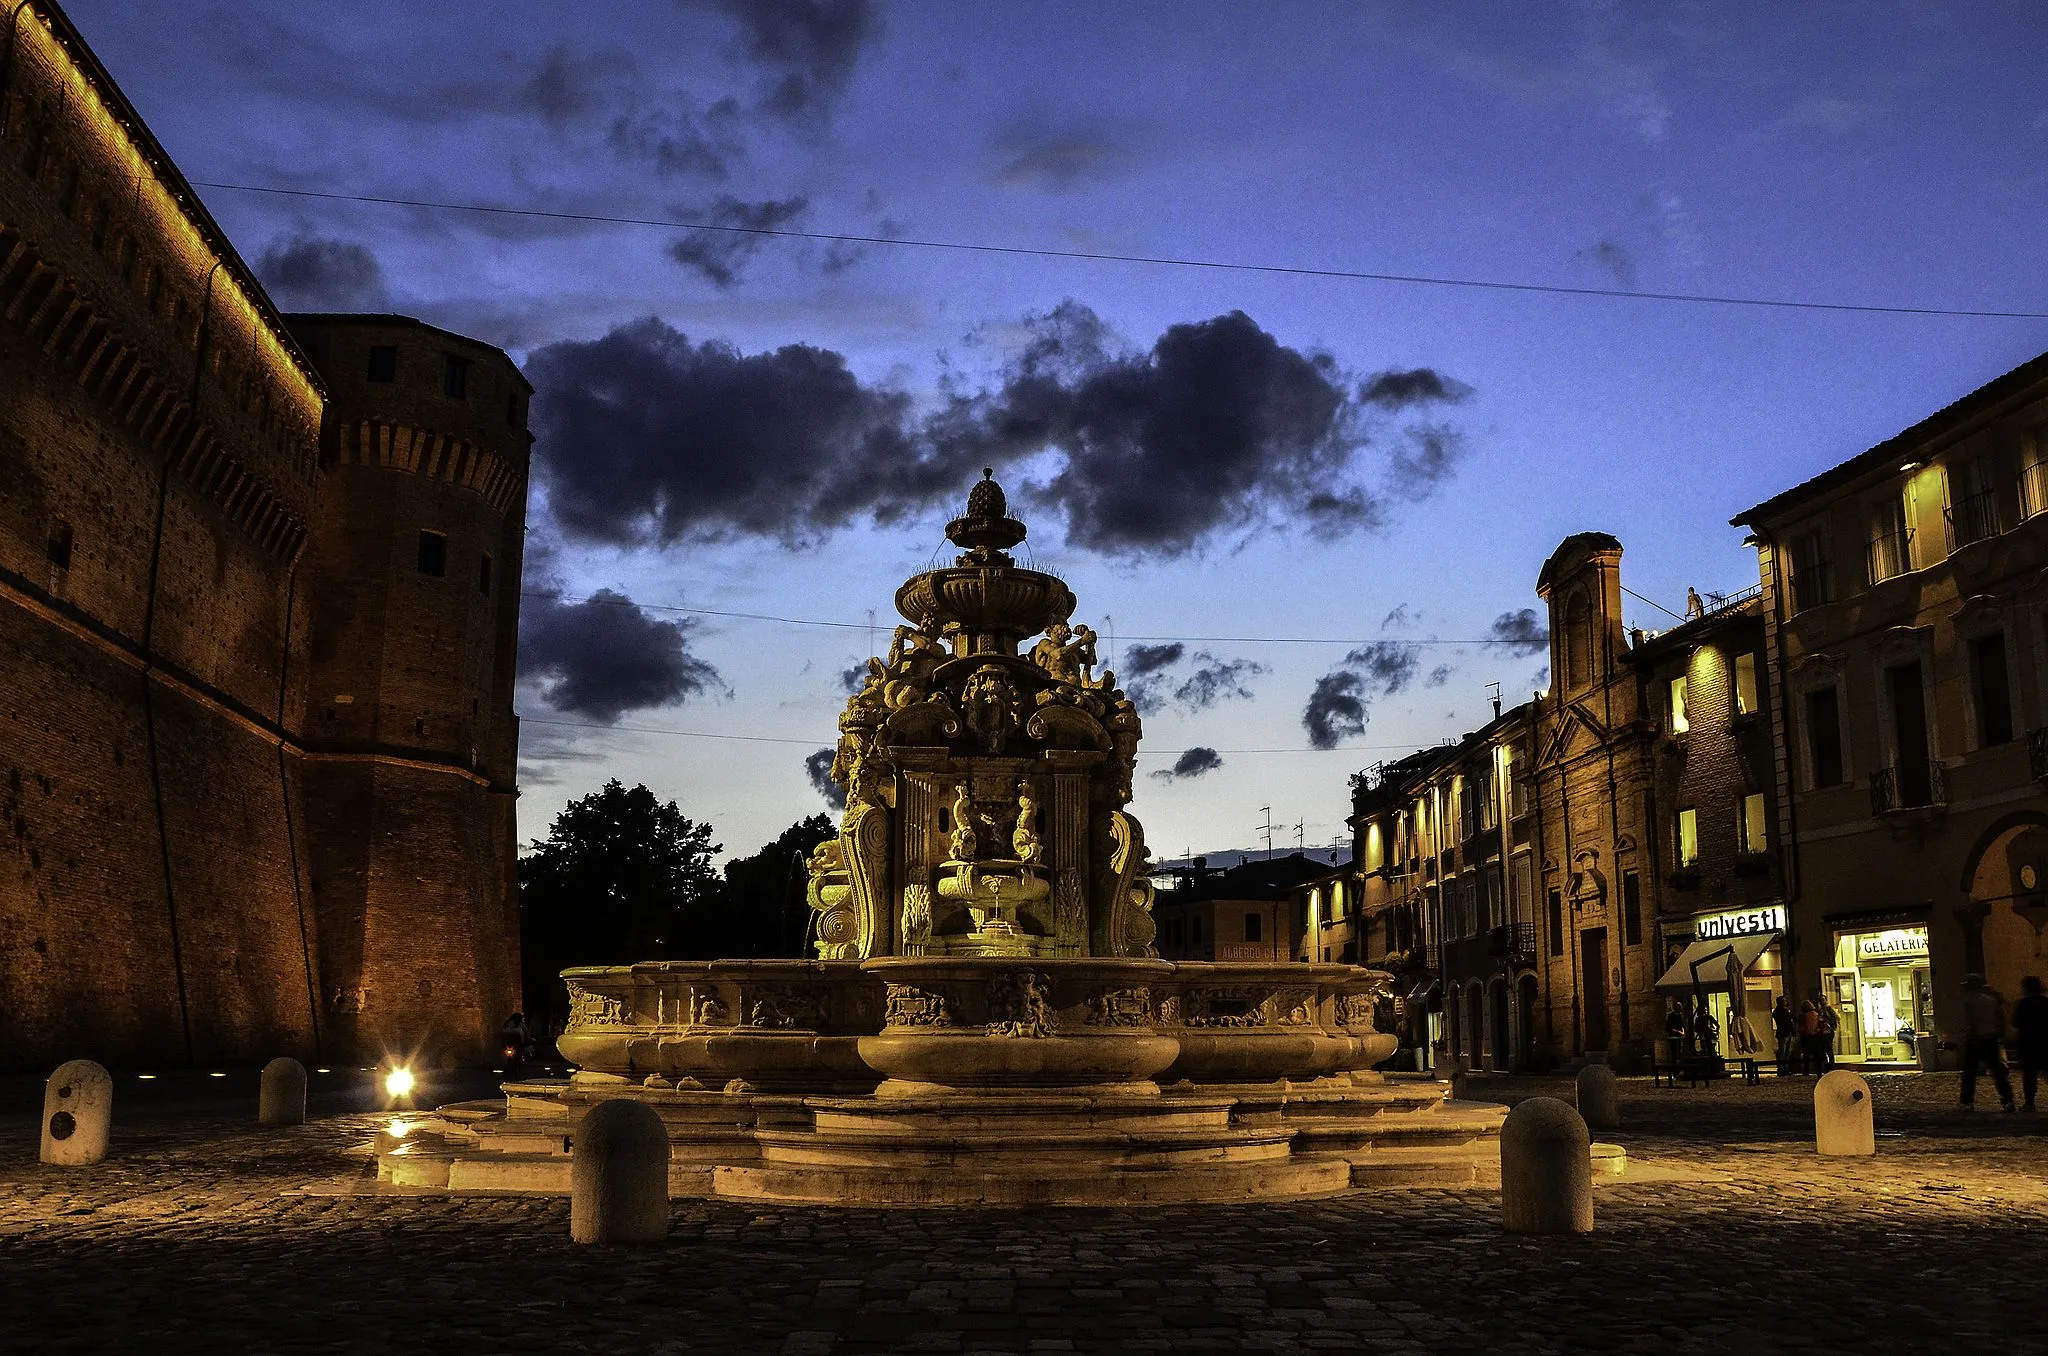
[1692,905,1785,941]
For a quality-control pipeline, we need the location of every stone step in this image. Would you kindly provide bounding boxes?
[713,1153,1356,1207]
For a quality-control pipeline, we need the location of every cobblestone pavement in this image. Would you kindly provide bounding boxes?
[3,1069,2047,1354]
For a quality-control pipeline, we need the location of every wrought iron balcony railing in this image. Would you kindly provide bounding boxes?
[1487,922,1537,962]
[2021,458,2048,523]
[1789,560,1835,613]
[1866,527,1914,585]
[1870,758,1947,815]
[1945,489,2002,551]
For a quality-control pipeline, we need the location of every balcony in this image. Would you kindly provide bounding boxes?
[1870,759,1948,815]
[2030,727,2048,784]
[1789,560,1835,613]
[2022,458,2048,522]
[1865,527,1914,585]
[1945,490,2002,552]
[1487,922,1537,964]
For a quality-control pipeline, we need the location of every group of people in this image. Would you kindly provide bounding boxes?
[1769,994,1843,1075]
[1959,973,2048,1112]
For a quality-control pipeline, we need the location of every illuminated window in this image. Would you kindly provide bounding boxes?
[1676,808,1699,868]
[443,354,470,400]
[1734,652,1759,715]
[367,346,398,383]
[1867,495,1912,583]
[1739,793,1767,854]
[1668,675,1689,733]
[416,530,447,578]
[2022,428,2048,521]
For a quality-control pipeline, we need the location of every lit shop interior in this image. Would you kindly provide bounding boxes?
[1825,925,1932,1066]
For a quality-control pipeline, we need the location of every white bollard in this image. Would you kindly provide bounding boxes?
[1499,1096,1594,1235]
[1576,1064,1621,1130]
[259,1057,308,1127]
[1814,1069,1875,1156]
[40,1060,113,1166]
[570,1099,671,1244]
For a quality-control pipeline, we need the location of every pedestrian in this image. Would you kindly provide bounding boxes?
[1665,1000,1689,1055]
[1772,996,1798,1073]
[1797,1000,1824,1074]
[2012,976,2048,1113]
[1814,991,1841,1071]
[1960,972,2016,1112]
[1691,1001,1721,1059]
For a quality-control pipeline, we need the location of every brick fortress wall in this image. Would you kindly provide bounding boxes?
[289,316,529,1066]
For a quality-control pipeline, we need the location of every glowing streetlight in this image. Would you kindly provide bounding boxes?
[383,1067,416,1100]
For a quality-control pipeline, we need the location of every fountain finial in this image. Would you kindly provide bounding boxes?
[948,467,1026,558]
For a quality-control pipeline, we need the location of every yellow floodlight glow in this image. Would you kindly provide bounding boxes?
[386,1118,412,1139]
[384,1067,416,1099]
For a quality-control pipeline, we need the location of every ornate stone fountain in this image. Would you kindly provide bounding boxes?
[382,474,1508,1204]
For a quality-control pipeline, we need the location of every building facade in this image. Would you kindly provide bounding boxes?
[1734,351,2048,1066]
[1152,854,1332,964]
[0,1,527,1070]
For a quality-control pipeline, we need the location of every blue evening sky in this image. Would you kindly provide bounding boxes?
[70,1,2048,861]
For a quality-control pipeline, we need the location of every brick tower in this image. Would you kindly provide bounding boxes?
[288,315,530,1065]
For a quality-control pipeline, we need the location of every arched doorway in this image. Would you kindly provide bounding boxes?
[1467,984,1486,1071]
[1517,973,1540,1070]
[1962,813,2048,1002]
[1490,978,1511,1073]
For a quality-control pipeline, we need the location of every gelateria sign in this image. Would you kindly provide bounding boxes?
[1692,905,1785,941]
[1856,927,1929,961]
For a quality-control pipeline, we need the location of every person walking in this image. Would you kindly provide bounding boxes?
[1797,1000,1824,1074]
[2012,976,2048,1113]
[1772,996,1798,1074]
[1814,991,1841,1071]
[1960,973,2016,1112]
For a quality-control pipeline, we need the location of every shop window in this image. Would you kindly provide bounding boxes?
[1547,889,1564,956]
[1969,632,2013,747]
[367,345,398,383]
[1734,652,1758,716]
[477,552,493,597]
[1621,869,1641,946]
[416,529,447,578]
[443,354,470,400]
[1738,793,1768,854]
[1805,687,1845,787]
[1675,808,1699,869]
[1668,675,1689,733]
[1243,911,1262,944]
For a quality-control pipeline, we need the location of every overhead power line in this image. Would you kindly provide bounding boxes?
[520,713,1440,756]
[519,590,1550,648]
[194,180,2048,320]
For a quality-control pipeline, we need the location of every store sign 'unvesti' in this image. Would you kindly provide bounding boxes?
[1694,905,1785,941]
[1857,927,1929,961]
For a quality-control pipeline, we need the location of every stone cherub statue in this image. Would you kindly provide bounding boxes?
[1012,780,1043,864]
[1029,621,1082,685]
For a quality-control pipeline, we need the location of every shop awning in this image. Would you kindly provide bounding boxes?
[1404,980,1442,1012]
[1654,932,1778,994]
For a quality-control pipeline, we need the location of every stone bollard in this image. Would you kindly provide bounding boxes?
[259,1057,308,1127]
[1814,1069,1875,1156]
[1499,1096,1594,1235]
[570,1099,671,1245]
[1576,1063,1621,1130]
[40,1060,113,1166]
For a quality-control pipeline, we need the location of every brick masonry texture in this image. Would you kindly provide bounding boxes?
[0,6,527,1072]
[1,1070,2045,1352]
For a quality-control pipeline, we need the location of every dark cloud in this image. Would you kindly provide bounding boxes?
[531,305,1471,556]
[1381,604,1415,630]
[608,101,745,179]
[527,317,925,547]
[521,45,638,124]
[1120,643,1262,715]
[700,0,879,118]
[935,303,1474,556]
[257,234,387,310]
[1359,368,1472,410]
[838,661,869,693]
[992,127,1130,191]
[805,747,846,810]
[667,194,809,286]
[1485,608,1550,655]
[1151,746,1224,783]
[1427,664,1454,688]
[518,588,723,724]
[1301,641,1420,750]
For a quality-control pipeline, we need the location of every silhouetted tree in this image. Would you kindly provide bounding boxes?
[518,781,720,1030]
[705,814,837,957]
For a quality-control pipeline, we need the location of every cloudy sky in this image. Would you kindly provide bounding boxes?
[73,0,2048,861]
